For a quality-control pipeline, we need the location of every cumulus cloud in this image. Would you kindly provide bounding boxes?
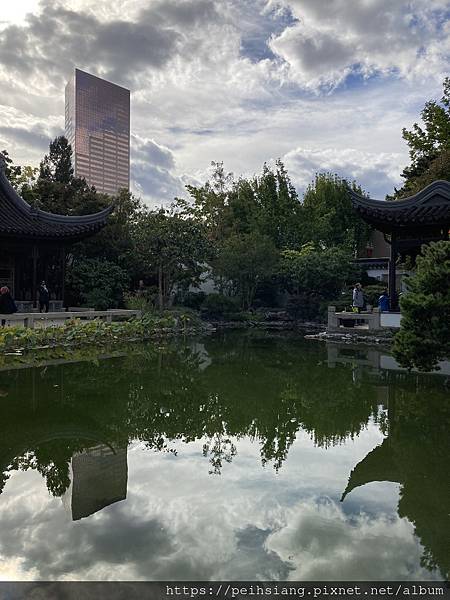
[283,147,404,198]
[130,135,186,205]
[0,456,438,580]
[0,125,51,153]
[270,0,450,89]
[0,0,447,203]
[266,498,438,580]
[0,1,225,93]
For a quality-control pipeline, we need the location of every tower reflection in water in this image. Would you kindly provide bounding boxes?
[63,444,128,521]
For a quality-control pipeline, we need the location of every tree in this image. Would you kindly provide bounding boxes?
[39,136,74,184]
[132,209,211,309]
[0,150,38,199]
[302,173,371,255]
[252,160,304,249]
[175,160,304,250]
[213,232,278,309]
[32,136,112,216]
[392,241,450,371]
[75,189,142,268]
[280,244,358,320]
[175,161,233,242]
[65,258,130,310]
[395,78,450,197]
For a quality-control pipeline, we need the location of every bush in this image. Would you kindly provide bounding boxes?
[363,284,388,308]
[0,312,207,353]
[285,294,328,322]
[200,293,237,319]
[177,291,206,310]
[124,288,157,313]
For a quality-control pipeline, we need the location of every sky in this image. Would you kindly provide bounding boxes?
[0,0,449,205]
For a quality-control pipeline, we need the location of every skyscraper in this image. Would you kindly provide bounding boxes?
[65,68,130,195]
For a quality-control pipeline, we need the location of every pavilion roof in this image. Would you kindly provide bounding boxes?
[349,180,450,233]
[0,158,113,241]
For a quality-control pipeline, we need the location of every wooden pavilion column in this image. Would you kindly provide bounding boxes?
[60,245,66,308]
[32,244,38,309]
[388,233,398,311]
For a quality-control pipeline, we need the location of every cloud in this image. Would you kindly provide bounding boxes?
[0,0,447,204]
[131,135,176,171]
[0,451,438,581]
[130,135,185,206]
[283,147,405,198]
[0,125,51,153]
[266,498,437,580]
[0,0,225,94]
[269,0,450,89]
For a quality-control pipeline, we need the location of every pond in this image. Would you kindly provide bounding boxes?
[0,331,448,581]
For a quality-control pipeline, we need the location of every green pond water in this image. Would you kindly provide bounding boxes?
[0,331,448,581]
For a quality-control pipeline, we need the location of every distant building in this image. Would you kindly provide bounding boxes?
[65,68,130,195]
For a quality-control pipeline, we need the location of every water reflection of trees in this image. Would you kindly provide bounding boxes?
[0,333,448,577]
[0,334,380,488]
[342,380,450,580]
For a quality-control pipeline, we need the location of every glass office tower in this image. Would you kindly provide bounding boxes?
[65,69,130,195]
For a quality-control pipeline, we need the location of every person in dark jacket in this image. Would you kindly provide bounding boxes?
[0,286,18,326]
[39,281,50,313]
[378,290,390,312]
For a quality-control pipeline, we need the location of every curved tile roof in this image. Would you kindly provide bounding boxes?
[349,180,450,232]
[0,156,113,240]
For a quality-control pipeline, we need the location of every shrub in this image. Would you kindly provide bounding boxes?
[124,288,157,313]
[200,293,237,319]
[0,312,207,353]
[363,284,388,308]
[177,291,206,310]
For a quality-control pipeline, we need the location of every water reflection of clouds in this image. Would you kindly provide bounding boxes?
[0,425,440,581]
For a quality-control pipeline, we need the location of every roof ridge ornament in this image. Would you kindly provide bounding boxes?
[0,153,7,172]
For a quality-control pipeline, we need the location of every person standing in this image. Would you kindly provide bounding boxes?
[39,281,50,313]
[352,283,364,313]
[378,290,390,312]
[0,286,18,326]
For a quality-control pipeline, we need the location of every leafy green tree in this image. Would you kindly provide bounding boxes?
[395,78,450,197]
[175,161,233,242]
[76,189,142,268]
[32,136,110,216]
[213,232,278,308]
[393,241,450,371]
[39,136,74,184]
[302,173,371,255]
[1,150,38,199]
[252,160,303,249]
[280,244,358,319]
[132,209,211,309]
[65,257,130,310]
[176,160,304,250]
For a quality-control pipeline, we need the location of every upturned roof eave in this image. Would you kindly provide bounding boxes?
[0,166,114,229]
[348,180,450,211]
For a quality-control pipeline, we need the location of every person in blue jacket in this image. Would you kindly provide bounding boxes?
[378,290,390,312]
